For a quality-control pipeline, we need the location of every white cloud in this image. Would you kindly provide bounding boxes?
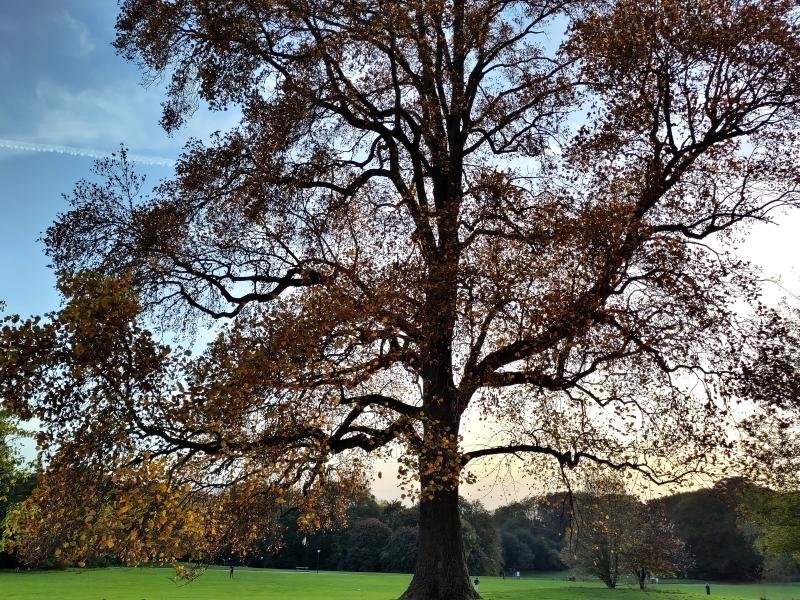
[58,10,95,56]
[0,137,174,166]
[27,79,242,156]
[31,80,166,149]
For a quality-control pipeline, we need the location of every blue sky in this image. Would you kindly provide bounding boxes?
[0,0,237,317]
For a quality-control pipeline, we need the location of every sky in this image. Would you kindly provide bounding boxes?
[0,0,239,318]
[1,1,799,509]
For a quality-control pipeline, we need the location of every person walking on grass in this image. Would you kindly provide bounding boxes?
[229,564,235,579]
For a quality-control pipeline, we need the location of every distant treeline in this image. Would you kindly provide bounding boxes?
[227,479,795,581]
[236,493,567,576]
[2,475,796,581]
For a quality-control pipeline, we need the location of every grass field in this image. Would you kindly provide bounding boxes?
[1,568,799,600]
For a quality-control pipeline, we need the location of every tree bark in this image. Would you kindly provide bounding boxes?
[399,486,479,600]
[637,567,647,590]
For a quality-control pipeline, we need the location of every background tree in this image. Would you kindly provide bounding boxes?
[566,478,635,588]
[2,0,800,598]
[500,528,538,573]
[380,526,418,573]
[566,476,688,589]
[742,488,800,563]
[665,481,764,581]
[381,500,420,531]
[0,408,34,569]
[627,501,690,590]
[736,305,800,576]
[339,518,393,572]
[460,500,502,576]
[494,495,569,573]
[0,410,24,520]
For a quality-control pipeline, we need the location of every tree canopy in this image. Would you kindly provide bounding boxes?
[2,0,800,598]
[664,480,764,581]
[743,488,800,562]
[0,408,34,569]
[0,409,28,520]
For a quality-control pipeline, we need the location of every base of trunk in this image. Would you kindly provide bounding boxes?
[636,568,647,590]
[399,486,479,600]
[399,576,481,600]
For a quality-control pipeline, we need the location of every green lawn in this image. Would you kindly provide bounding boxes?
[1,568,799,600]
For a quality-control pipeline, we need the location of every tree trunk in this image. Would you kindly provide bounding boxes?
[399,486,479,600]
[637,568,647,590]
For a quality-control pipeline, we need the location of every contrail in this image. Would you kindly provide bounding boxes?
[0,138,176,167]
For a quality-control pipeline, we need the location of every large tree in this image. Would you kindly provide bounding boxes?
[2,0,800,598]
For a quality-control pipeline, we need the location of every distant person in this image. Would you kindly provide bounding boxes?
[705,583,710,595]
[229,565,235,579]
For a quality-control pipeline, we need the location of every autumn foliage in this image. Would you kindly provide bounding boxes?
[566,475,689,589]
[2,0,800,598]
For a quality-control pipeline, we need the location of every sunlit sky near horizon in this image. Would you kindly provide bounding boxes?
[1,1,799,509]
